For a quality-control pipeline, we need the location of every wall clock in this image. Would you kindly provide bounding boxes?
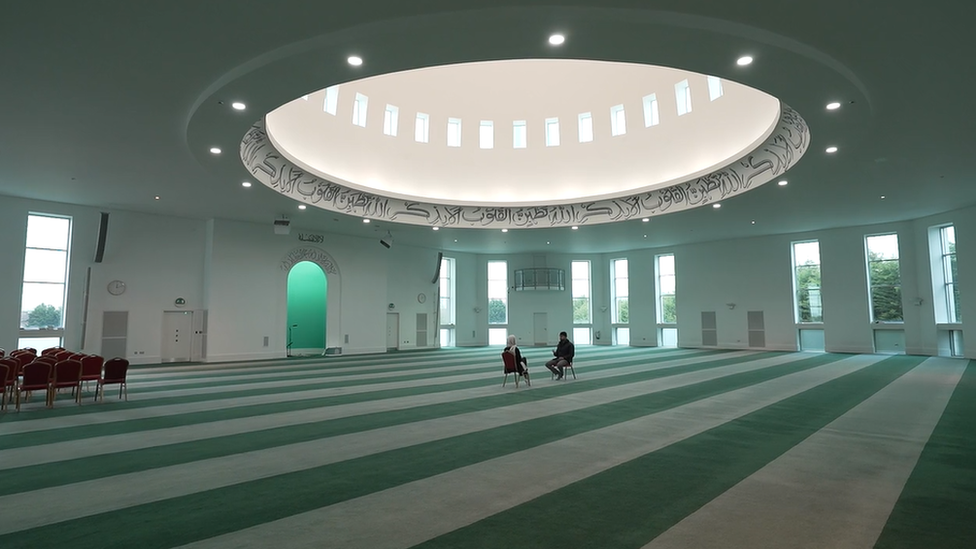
[417,293,427,304]
[107,280,126,295]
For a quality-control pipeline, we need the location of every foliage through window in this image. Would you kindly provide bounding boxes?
[866,234,903,322]
[656,254,676,324]
[487,260,507,325]
[792,241,823,322]
[611,258,629,324]
[572,261,591,324]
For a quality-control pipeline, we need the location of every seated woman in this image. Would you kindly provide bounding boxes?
[504,334,529,379]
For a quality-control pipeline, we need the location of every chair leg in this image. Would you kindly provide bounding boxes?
[122,383,127,401]
[502,373,508,387]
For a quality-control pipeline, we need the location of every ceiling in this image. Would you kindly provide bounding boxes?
[266,59,781,206]
[1,1,972,254]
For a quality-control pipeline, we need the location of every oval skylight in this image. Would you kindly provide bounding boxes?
[264,59,782,207]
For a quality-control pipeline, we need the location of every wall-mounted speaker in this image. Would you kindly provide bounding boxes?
[274,218,291,235]
[94,212,109,263]
[431,251,443,284]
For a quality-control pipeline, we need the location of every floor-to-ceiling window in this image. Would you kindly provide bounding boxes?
[611,258,629,345]
[656,253,677,347]
[20,213,71,350]
[487,260,508,345]
[439,256,456,347]
[572,260,592,345]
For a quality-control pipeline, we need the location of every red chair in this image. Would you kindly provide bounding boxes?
[11,353,35,376]
[501,351,530,388]
[15,362,52,411]
[54,350,73,362]
[41,346,64,357]
[95,358,130,402]
[80,355,104,391]
[34,355,57,366]
[0,347,5,358]
[0,361,16,410]
[50,359,83,407]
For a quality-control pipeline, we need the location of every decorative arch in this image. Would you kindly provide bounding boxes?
[281,246,342,352]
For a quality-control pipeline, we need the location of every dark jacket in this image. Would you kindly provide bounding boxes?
[504,345,527,366]
[554,339,575,362]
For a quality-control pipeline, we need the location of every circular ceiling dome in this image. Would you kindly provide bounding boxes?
[265,59,782,207]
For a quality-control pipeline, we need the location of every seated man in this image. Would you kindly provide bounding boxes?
[545,331,575,380]
[504,334,529,379]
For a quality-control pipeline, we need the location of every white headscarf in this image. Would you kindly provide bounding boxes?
[506,334,517,349]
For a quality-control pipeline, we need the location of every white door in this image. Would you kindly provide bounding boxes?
[533,312,548,345]
[162,311,193,362]
[386,313,399,350]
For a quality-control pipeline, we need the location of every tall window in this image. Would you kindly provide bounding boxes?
[545,118,560,147]
[707,76,724,101]
[656,254,676,324]
[642,94,660,127]
[675,80,692,116]
[323,86,339,115]
[610,105,626,136]
[792,241,823,322]
[21,214,71,349]
[578,112,593,143]
[572,261,591,344]
[479,121,493,149]
[352,93,368,127]
[513,120,527,149]
[940,225,960,322]
[383,105,399,136]
[487,260,508,344]
[611,258,629,345]
[439,257,456,347]
[866,234,903,322]
[447,118,462,147]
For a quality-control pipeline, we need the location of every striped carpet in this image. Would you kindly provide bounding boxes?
[0,347,973,548]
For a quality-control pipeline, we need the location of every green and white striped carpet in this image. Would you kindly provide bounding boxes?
[1,347,973,548]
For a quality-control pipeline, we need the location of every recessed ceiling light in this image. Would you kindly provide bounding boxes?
[432,227,439,231]
[363,219,370,223]
[241,181,252,188]
[826,102,841,110]
[298,205,307,210]
[713,203,722,209]
[501,228,508,233]
[571,226,579,230]
[751,220,756,225]
[347,56,363,66]
[454,239,458,243]
[736,56,753,66]
[826,146,838,153]
[154,196,160,200]
[643,234,647,238]
[209,147,221,154]
[231,102,246,111]
[548,34,565,45]
[881,195,886,199]
[642,218,650,222]
[546,241,550,245]
[778,180,788,186]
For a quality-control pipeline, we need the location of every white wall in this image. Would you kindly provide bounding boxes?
[2,195,973,362]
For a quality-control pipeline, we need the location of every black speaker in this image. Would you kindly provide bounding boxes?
[431,251,443,284]
[93,212,109,263]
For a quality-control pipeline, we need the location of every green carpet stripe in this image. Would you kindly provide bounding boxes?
[1,350,718,426]
[0,354,841,497]
[0,350,750,448]
[873,359,976,549]
[410,355,925,549]
[0,354,847,547]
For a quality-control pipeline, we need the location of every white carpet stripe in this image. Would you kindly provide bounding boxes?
[174,355,885,549]
[0,350,752,437]
[124,349,688,395]
[640,357,966,549]
[0,350,763,471]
